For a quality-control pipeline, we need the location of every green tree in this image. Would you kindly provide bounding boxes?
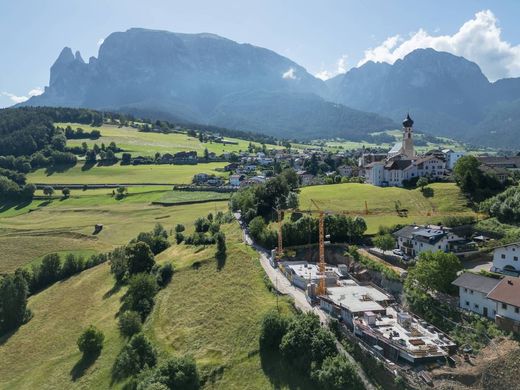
[215,232,227,263]
[141,356,200,390]
[110,246,128,284]
[118,311,142,338]
[112,333,157,380]
[406,251,462,294]
[174,224,185,233]
[248,216,266,240]
[125,273,158,318]
[417,176,429,191]
[259,311,288,351]
[43,186,54,198]
[312,354,363,390]
[77,325,104,357]
[126,242,155,275]
[61,187,71,198]
[373,233,395,253]
[0,272,29,335]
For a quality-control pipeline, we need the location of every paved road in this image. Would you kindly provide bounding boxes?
[235,212,376,390]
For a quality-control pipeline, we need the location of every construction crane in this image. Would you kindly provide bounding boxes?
[310,199,327,295]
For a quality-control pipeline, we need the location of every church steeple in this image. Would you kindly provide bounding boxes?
[401,113,414,158]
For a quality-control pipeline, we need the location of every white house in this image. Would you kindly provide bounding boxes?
[229,174,242,187]
[491,242,520,276]
[393,225,477,258]
[452,273,499,319]
[487,277,520,333]
[337,165,354,177]
[442,149,465,170]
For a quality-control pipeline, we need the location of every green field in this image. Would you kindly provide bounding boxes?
[0,221,293,389]
[61,123,274,157]
[27,161,229,185]
[0,187,228,272]
[300,182,477,234]
[157,190,231,204]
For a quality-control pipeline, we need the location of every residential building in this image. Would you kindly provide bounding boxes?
[229,174,242,187]
[393,224,477,258]
[491,242,520,276]
[487,277,520,333]
[452,272,499,319]
[442,149,465,170]
[337,165,354,177]
[279,261,338,290]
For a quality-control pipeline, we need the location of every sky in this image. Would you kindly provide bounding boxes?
[1,0,520,108]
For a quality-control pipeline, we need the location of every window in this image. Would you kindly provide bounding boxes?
[502,303,507,310]
[464,288,468,293]
[465,301,470,306]
[516,307,519,314]
[515,256,518,261]
[474,304,479,309]
[502,254,506,259]
[470,290,474,294]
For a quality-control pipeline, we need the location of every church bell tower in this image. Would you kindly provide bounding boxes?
[401,113,414,158]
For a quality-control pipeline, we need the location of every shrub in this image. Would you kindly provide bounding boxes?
[311,354,364,390]
[155,263,174,287]
[175,232,184,244]
[118,311,142,338]
[0,272,29,335]
[174,224,185,233]
[77,325,104,357]
[138,356,200,390]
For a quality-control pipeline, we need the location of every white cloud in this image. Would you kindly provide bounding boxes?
[28,88,43,97]
[315,54,349,80]
[282,67,296,80]
[357,10,520,81]
[97,38,104,46]
[2,87,44,104]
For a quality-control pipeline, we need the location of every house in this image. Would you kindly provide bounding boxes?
[491,242,520,276]
[442,149,465,170]
[279,261,338,290]
[487,277,520,333]
[476,156,520,170]
[452,272,500,319]
[393,224,477,258]
[479,164,510,183]
[174,151,198,164]
[337,165,354,177]
[224,163,239,172]
[244,164,257,172]
[229,174,242,187]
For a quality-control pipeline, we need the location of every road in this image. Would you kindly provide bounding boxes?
[359,247,407,277]
[235,212,376,390]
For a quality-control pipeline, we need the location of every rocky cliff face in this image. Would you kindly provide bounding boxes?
[23,28,395,139]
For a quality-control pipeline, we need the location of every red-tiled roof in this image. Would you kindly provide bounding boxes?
[487,277,520,307]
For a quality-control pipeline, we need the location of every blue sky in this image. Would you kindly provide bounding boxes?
[1,0,520,107]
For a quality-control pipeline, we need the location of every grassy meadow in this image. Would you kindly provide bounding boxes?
[300,182,478,234]
[27,161,229,185]
[0,187,228,272]
[0,220,293,389]
[61,123,273,157]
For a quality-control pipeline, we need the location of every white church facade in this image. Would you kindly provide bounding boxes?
[363,114,455,187]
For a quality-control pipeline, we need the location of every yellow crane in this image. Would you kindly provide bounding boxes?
[310,199,327,296]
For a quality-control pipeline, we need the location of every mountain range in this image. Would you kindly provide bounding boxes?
[21,28,520,148]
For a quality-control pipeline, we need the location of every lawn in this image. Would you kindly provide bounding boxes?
[0,220,294,389]
[299,182,477,234]
[60,123,268,157]
[0,187,228,272]
[27,161,229,185]
[157,190,231,205]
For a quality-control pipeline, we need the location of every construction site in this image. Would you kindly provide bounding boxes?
[270,199,457,367]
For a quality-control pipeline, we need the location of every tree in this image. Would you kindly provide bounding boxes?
[125,273,158,318]
[215,232,226,262]
[204,148,209,161]
[110,246,128,284]
[155,263,174,287]
[43,186,54,198]
[116,186,127,199]
[61,253,83,278]
[248,216,267,240]
[406,251,462,294]
[77,325,104,357]
[142,356,200,390]
[417,176,429,191]
[118,311,142,338]
[259,311,288,351]
[121,153,132,165]
[0,272,29,335]
[174,224,185,233]
[373,234,395,253]
[61,187,70,198]
[126,242,155,275]
[312,354,363,390]
[112,333,157,380]
[38,253,62,286]
[286,191,299,209]
[194,217,210,233]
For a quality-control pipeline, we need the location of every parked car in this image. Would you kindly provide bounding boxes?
[392,249,404,256]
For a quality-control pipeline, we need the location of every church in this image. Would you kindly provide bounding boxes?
[362,114,450,187]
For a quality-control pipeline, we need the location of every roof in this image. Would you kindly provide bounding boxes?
[492,241,520,251]
[403,113,414,127]
[452,272,500,294]
[385,159,412,170]
[487,277,520,307]
[324,284,392,313]
[389,142,403,154]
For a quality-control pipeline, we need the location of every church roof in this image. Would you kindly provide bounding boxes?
[403,113,414,127]
[388,142,402,154]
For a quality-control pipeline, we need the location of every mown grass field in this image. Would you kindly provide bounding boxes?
[0,187,228,272]
[27,161,229,185]
[61,123,272,157]
[0,220,292,389]
[300,182,477,234]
